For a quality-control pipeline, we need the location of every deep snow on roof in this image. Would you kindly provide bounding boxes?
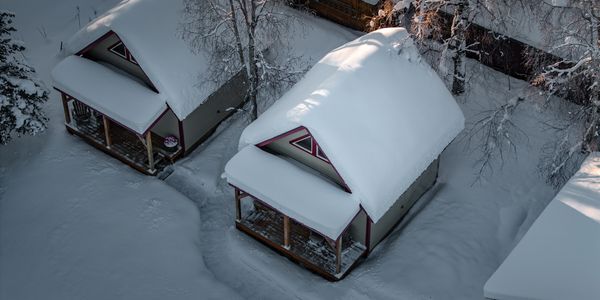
[225,146,360,239]
[52,55,167,134]
[484,152,600,300]
[64,0,216,121]
[238,28,464,223]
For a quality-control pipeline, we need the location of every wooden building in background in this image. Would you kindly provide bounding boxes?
[294,0,381,30]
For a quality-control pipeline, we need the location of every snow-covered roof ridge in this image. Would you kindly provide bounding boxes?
[238,28,465,223]
[63,0,215,121]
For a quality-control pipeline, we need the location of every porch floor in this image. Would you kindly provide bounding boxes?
[67,111,182,175]
[237,206,366,280]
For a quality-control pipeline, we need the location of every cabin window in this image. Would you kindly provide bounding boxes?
[316,145,329,162]
[108,41,139,65]
[291,135,313,154]
[290,134,330,163]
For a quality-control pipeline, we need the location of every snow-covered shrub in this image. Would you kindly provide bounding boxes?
[0,11,48,145]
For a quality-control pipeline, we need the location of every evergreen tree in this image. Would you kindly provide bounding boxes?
[0,11,48,145]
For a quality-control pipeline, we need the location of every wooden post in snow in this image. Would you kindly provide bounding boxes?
[283,215,290,249]
[336,236,342,274]
[235,188,242,221]
[61,93,71,124]
[146,131,154,171]
[102,115,112,148]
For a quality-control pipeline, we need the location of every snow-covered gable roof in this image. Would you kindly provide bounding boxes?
[52,56,167,134]
[64,0,216,121]
[484,152,600,300]
[238,28,465,223]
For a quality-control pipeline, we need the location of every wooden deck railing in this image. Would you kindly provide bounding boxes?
[234,187,366,280]
[60,93,182,175]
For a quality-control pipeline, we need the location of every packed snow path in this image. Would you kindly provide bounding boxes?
[0,0,569,299]
[164,59,559,299]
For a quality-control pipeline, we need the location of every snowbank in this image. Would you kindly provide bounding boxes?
[484,153,600,300]
[239,28,465,223]
[52,55,166,134]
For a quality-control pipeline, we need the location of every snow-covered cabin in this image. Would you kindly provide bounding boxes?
[484,153,600,300]
[224,28,465,280]
[51,0,247,175]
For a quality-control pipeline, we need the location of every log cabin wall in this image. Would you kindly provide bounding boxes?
[433,11,588,103]
[293,0,379,31]
[433,11,560,81]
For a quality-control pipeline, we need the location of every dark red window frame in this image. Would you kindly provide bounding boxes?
[108,41,138,65]
[289,134,330,163]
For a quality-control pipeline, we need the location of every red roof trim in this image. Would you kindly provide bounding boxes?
[76,30,115,56]
[74,31,159,94]
[256,126,352,193]
[256,126,305,147]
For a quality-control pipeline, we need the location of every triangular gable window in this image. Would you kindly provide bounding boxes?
[292,135,312,154]
[108,41,138,65]
[316,146,329,162]
[290,134,330,163]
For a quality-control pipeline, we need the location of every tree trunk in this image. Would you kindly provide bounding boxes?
[583,11,600,153]
[247,1,259,121]
[449,1,467,95]
[229,0,245,65]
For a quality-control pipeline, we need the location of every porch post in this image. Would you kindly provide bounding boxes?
[146,131,155,171]
[235,188,242,221]
[102,115,112,148]
[365,215,372,255]
[336,236,342,274]
[283,215,290,249]
[61,93,71,124]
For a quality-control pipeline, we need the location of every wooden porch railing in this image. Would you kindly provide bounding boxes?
[233,187,366,280]
[60,92,182,175]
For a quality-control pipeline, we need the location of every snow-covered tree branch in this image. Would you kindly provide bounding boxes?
[465,96,526,178]
[371,0,527,96]
[530,0,600,186]
[180,0,309,120]
[0,11,48,145]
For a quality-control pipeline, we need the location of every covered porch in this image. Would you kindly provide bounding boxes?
[234,188,366,280]
[60,95,182,175]
[52,55,182,175]
[225,146,367,280]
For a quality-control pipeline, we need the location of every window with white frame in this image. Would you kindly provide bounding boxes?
[108,41,138,65]
[290,134,330,163]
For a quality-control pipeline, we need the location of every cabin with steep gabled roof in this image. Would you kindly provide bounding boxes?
[51,0,247,175]
[224,28,465,280]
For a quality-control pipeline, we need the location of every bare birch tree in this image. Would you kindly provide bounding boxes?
[180,0,308,120]
[371,0,527,95]
[531,0,600,187]
[463,1,598,187]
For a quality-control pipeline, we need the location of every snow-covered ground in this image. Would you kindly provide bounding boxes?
[0,0,570,299]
